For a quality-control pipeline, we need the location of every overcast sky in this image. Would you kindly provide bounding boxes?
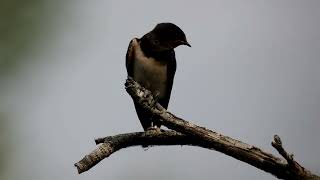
[1,1,320,180]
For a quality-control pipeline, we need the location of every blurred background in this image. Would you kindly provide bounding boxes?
[1,0,319,180]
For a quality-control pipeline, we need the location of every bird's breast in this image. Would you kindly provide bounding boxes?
[133,46,168,99]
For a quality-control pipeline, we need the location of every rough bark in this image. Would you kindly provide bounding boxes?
[75,77,320,180]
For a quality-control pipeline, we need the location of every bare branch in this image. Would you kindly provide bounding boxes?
[75,78,320,180]
[76,130,201,173]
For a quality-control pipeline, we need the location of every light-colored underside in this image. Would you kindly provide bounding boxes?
[131,39,168,99]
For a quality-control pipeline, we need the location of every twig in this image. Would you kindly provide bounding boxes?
[271,135,315,179]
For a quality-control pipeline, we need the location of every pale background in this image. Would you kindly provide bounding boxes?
[1,1,319,180]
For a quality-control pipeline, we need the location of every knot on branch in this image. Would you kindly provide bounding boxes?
[125,77,159,110]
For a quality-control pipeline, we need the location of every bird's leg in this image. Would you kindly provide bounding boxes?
[149,90,162,132]
[146,126,161,132]
[143,90,161,132]
[146,121,161,132]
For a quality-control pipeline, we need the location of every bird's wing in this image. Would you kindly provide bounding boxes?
[159,50,176,109]
[125,38,139,77]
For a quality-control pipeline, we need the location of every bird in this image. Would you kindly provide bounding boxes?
[126,22,190,131]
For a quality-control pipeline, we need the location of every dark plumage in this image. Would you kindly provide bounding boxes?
[126,22,190,130]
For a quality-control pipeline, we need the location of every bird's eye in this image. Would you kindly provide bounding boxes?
[153,40,160,45]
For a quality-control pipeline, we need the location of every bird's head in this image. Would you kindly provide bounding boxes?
[143,23,191,52]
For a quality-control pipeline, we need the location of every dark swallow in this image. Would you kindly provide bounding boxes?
[126,22,190,131]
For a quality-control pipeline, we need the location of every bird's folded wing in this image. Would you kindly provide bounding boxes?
[125,38,139,77]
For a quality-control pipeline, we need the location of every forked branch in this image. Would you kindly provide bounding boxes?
[75,78,320,180]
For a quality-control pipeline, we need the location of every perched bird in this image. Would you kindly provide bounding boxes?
[126,22,190,131]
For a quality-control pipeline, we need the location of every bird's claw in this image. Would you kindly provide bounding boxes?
[146,126,161,132]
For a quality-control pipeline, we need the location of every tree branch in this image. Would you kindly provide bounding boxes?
[75,77,320,180]
[76,130,201,174]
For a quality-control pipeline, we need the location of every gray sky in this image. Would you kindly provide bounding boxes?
[1,1,320,180]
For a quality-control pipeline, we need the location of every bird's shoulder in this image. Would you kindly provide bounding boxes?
[126,38,140,60]
[126,38,142,76]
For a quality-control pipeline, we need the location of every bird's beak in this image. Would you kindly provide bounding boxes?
[182,40,191,47]
[184,41,191,47]
[175,40,191,48]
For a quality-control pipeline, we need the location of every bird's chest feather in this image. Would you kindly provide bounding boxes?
[133,48,168,98]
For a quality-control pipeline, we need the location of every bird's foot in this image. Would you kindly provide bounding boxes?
[143,125,161,148]
[146,126,161,132]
